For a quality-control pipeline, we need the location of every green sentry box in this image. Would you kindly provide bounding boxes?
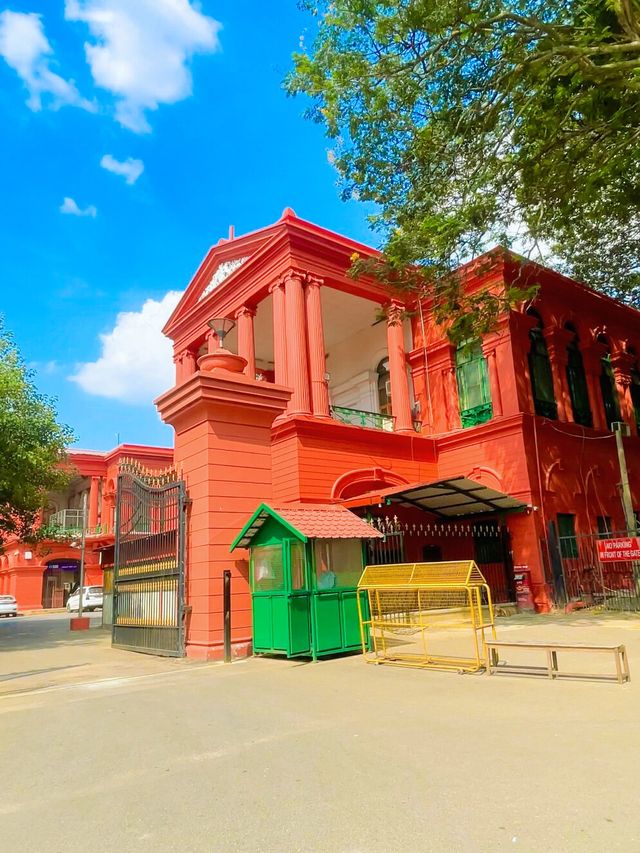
[231,505,375,660]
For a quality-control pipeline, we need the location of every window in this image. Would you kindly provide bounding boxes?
[314,539,363,589]
[377,358,392,415]
[290,541,306,590]
[599,352,621,430]
[252,544,284,592]
[527,313,557,419]
[557,514,578,558]
[596,516,612,538]
[565,331,593,427]
[455,340,492,427]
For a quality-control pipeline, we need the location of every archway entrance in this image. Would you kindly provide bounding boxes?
[42,560,80,609]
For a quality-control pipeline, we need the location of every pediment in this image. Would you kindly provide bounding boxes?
[197,256,250,302]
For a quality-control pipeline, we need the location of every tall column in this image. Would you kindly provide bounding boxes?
[88,476,100,531]
[611,352,635,429]
[270,281,288,386]
[482,343,503,418]
[582,344,607,431]
[304,276,331,418]
[174,349,196,384]
[543,327,573,422]
[283,271,312,416]
[235,306,256,379]
[386,302,414,433]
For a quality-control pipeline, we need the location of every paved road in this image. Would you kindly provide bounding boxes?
[1,613,639,852]
[0,612,195,696]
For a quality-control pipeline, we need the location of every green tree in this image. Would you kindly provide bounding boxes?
[0,319,74,540]
[288,1,640,336]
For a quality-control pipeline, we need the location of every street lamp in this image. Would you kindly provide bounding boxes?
[207,316,236,348]
[70,491,89,631]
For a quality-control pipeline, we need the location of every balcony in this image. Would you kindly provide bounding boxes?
[330,405,422,433]
[330,405,395,431]
[45,509,110,538]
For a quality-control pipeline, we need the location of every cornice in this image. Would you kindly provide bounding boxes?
[155,373,291,426]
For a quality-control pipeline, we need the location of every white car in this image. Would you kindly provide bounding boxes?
[67,586,104,613]
[0,595,18,617]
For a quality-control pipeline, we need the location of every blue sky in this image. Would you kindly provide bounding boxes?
[0,1,375,450]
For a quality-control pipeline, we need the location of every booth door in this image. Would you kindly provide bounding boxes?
[251,539,311,657]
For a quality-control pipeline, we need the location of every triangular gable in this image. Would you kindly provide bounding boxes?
[164,220,285,335]
[230,504,307,551]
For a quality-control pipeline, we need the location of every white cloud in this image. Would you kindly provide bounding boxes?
[65,0,221,132]
[100,153,144,184]
[0,10,93,112]
[60,197,97,217]
[70,291,182,403]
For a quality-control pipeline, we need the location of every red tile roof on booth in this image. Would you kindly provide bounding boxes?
[230,503,383,550]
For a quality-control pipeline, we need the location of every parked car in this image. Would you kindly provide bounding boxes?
[66,586,103,613]
[0,595,18,617]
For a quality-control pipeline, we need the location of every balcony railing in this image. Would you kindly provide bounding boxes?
[45,509,110,538]
[330,406,395,431]
[330,406,423,433]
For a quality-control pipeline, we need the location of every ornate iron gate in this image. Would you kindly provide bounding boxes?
[365,514,514,603]
[113,461,188,656]
[553,528,640,611]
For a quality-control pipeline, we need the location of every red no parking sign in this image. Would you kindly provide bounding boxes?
[597,537,640,562]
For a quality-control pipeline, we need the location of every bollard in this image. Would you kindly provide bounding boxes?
[223,570,231,663]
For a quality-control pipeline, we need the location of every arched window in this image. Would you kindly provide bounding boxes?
[527,311,557,419]
[565,326,593,427]
[455,340,492,427]
[376,358,392,415]
[597,335,621,430]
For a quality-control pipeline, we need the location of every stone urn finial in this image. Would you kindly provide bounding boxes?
[197,317,247,374]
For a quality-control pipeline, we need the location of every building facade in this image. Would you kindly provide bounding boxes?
[0,445,173,609]
[154,210,640,660]
[6,210,639,657]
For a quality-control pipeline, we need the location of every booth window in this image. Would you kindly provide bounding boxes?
[377,358,392,415]
[314,539,363,589]
[290,541,305,590]
[455,340,492,427]
[565,329,593,427]
[557,513,578,558]
[252,544,284,591]
[527,312,557,419]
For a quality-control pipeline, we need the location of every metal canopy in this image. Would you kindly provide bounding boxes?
[344,476,527,518]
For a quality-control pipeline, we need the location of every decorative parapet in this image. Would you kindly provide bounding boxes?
[118,457,180,486]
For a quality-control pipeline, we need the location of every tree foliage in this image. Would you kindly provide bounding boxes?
[288,0,640,334]
[0,319,74,540]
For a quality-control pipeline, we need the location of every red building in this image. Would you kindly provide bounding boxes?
[5,210,640,658]
[0,445,173,609]
[154,210,640,659]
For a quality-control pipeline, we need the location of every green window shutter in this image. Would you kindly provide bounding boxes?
[557,513,578,558]
[455,340,492,427]
[599,355,620,430]
[566,342,593,427]
[528,328,557,419]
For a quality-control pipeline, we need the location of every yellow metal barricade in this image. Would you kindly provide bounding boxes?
[357,561,496,672]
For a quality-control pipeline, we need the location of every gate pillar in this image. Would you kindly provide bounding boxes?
[156,368,291,660]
